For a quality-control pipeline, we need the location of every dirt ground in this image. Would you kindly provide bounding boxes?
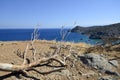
[0,40,120,80]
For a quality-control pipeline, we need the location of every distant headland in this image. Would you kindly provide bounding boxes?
[71,23,120,39]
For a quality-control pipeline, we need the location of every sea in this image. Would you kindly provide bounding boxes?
[0,29,98,44]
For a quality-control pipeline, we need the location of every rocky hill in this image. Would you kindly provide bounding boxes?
[71,23,120,39]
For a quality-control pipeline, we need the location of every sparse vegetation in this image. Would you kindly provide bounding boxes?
[0,27,120,80]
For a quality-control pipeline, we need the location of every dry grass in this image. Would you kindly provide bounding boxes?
[0,40,120,80]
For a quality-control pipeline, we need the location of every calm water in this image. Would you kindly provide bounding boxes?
[0,29,97,44]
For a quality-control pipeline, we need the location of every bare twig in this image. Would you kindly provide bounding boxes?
[23,43,29,65]
[30,28,39,61]
[60,25,70,42]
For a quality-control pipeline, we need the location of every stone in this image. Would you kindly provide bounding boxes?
[79,53,120,76]
[105,70,120,76]
[79,53,112,71]
[98,76,112,80]
[109,60,119,68]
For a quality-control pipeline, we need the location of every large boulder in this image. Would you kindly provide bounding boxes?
[79,53,120,76]
[79,53,112,71]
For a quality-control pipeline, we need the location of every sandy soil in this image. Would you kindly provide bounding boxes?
[0,40,119,80]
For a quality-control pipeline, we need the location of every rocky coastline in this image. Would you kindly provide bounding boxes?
[71,23,120,39]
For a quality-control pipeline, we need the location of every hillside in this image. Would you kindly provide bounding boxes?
[0,40,120,80]
[71,23,120,39]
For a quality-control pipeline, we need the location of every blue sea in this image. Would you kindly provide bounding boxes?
[0,29,98,44]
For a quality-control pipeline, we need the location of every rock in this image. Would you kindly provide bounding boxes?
[98,76,113,80]
[105,70,120,76]
[79,53,120,76]
[109,60,119,68]
[79,53,112,71]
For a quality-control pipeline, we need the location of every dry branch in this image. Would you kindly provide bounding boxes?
[0,27,67,79]
[0,55,66,72]
[23,43,29,65]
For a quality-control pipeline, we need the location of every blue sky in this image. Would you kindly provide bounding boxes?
[0,0,120,28]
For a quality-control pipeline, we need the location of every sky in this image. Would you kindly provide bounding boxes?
[0,0,120,28]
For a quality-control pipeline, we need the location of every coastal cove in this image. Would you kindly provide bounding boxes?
[0,29,98,44]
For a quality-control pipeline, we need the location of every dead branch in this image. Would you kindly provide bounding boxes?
[0,71,40,80]
[0,55,66,72]
[31,67,65,75]
[30,28,39,61]
[23,43,29,65]
[0,27,67,79]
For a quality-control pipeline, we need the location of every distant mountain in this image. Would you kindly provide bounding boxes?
[71,23,120,39]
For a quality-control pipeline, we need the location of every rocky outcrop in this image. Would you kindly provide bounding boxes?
[71,23,120,39]
[79,53,120,76]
